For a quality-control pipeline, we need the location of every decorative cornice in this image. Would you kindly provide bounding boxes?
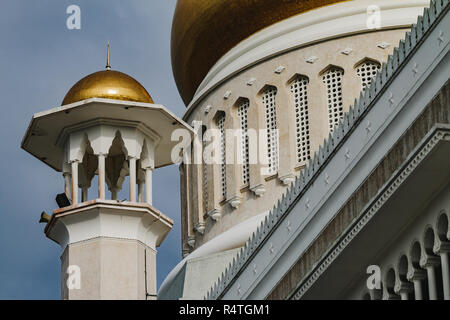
[206,0,449,300]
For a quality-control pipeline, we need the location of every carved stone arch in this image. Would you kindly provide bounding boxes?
[319,64,344,77]
[105,131,128,193]
[110,130,128,158]
[394,254,413,298]
[79,139,97,189]
[212,109,226,126]
[116,127,144,159]
[68,132,91,163]
[409,240,423,269]
[407,240,424,283]
[353,57,382,69]
[233,96,250,113]
[78,133,90,160]
[354,58,381,90]
[383,266,398,299]
[139,138,155,170]
[258,84,277,96]
[435,210,449,242]
[287,73,309,86]
[422,225,436,257]
[397,254,410,283]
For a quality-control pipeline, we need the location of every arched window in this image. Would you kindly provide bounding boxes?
[290,76,311,164]
[322,67,344,131]
[237,99,250,185]
[262,86,279,174]
[217,113,227,199]
[356,59,381,89]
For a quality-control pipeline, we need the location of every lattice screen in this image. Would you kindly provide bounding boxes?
[262,87,279,174]
[356,60,381,89]
[217,114,227,199]
[202,129,208,213]
[322,67,344,131]
[290,76,311,164]
[238,99,250,185]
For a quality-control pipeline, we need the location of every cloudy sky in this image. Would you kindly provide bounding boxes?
[0,0,185,299]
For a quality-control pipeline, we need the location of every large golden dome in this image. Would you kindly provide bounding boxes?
[62,69,154,106]
[171,0,347,105]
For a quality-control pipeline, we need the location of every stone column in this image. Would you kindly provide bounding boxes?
[441,251,450,300]
[145,168,153,205]
[129,157,137,202]
[98,153,106,200]
[421,256,440,300]
[63,172,72,201]
[138,180,145,203]
[111,187,119,201]
[81,187,88,202]
[71,161,79,205]
[407,268,426,300]
[434,242,450,300]
[395,281,413,300]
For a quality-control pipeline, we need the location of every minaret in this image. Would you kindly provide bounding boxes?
[21,46,192,299]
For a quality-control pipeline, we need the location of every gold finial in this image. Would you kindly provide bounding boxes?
[106,41,111,70]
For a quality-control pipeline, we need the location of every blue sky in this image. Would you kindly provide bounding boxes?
[0,0,185,299]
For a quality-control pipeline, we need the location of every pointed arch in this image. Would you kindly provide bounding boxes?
[355,58,381,89]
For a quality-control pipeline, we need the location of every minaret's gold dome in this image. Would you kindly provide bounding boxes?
[62,69,153,106]
[171,0,347,105]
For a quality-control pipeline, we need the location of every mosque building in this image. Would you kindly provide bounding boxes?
[22,0,450,300]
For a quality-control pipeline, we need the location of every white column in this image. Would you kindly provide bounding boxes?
[71,161,79,205]
[129,157,137,202]
[413,279,423,300]
[426,264,438,300]
[98,154,106,200]
[400,291,408,300]
[145,168,153,205]
[111,188,118,200]
[408,269,426,300]
[63,172,72,201]
[81,187,88,202]
[138,180,144,203]
[441,252,450,300]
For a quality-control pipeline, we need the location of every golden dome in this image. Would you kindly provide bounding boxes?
[62,69,154,106]
[172,0,347,105]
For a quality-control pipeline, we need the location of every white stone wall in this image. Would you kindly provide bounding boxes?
[181,28,411,253]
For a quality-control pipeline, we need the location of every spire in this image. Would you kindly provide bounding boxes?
[106,41,111,70]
